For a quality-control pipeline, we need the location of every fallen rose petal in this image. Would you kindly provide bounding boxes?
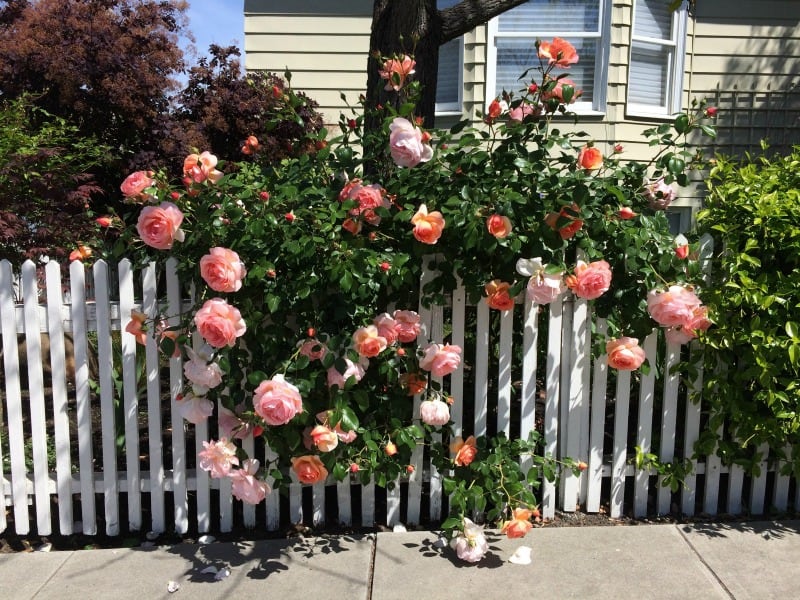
[393,524,407,533]
[508,545,533,565]
[198,535,216,544]
[167,581,180,593]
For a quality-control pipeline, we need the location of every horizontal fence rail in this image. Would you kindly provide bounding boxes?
[1,258,798,537]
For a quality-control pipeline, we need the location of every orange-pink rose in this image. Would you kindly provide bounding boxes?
[484,280,515,311]
[183,151,223,184]
[541,78,581,105]
[578,146,603,170]
[400,372,428,396]
[419,343,462,377]
[253,374,303,426]
[194,298,246,348]
[379,54,416,91]
[545,203,583,240]
[352,325,388,358]
[310,425,339,452]
[538,37,579,68]
[291,455,328,484]
[200,247,247,293]
[565,260,612,300]
[120,170,154,199]
[486,214,512,239]
[606,337,647,371]
[136,202,185,250]
[411,204,445,244]
[339,179,390,226]
[500,507,534,539]
[451,435,478,466]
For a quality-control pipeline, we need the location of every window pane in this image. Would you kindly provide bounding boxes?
[498,0,600,33]
[495,37,596,102]
[629,43,669,106]
[633,0,672,40]
[436,38,460,106]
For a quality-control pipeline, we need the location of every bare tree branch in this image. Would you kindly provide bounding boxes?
[440,0,529,43]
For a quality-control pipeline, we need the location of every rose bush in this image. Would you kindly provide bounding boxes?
[108,39,716,562]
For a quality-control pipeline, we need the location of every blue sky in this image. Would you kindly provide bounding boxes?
[182,0,245,61]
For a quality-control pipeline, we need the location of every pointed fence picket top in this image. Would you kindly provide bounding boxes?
[1,254,799,538]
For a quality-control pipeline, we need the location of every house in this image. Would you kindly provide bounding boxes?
[243,0,800,229]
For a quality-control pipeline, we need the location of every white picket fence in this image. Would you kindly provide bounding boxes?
[1,257,797,537]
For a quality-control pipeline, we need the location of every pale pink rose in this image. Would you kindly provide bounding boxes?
[451,518,489,563]
[326,357,368,389]
[253,374,303,426]
[198,438,239,478]
[393,310,421,343]
[508,102,536,123]
[298,338,328,361]
[200,247,247,293]
[647,285,702,328]
[176,391,214,424]
[389,117,433,168]
[565,260,612,300]
[120,170,154,199]
[379,54,416,91]
[310,425,339,452]
[218,405,264,440]
[644,178,677,210]
[419,398,451,426]
[136,202,185,250]
[352,325,388,358]
[411,204,445,244]
[229,459,270,505]
[606,337,647,371]
[183,347,223,393]
[373,313,399,346]
[194,298,246,348]
[527,272,565,305]
[419,343,462,377]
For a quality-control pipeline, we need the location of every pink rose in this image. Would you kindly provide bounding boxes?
[310,425,339,452]
[420,343,462,377]
[379,55,416,91]
[175,391,214,424]
[230,459,270,505]
[389,117,433,168]
[665,305,712,344]
[339,179,390,226]
[647,285,702,327]
[291,455,328,484]
[198,438,239,478]
[451,518,489,563]
[411,204,445,244]
[393,310,421,343]
[315,411,358,444]
[606,337,647,371]
[183,347,223,393]
[194,298,246,348]
[326,357,368,389]
[566,260,612,300]
[373,313,399,345]
[644,178,677,210]
[120,170,155,200]
[517,257,565,305]
[420,398,450,426]
[136,202,185,250]
[541,78,581,105]
[298,338,328,361]
[253,374,303,426]
[508,102,537,123]
[352,325,388,358]
[218,405,263,440]
[200,247,247,293]
[183,151,223,184]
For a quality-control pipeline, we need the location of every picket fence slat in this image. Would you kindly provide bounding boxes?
[45,261,73,534]
[3,257,800,537]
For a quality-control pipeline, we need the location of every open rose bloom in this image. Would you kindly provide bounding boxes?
[389,117,433,168]
[451,518,489,563]
[379,54,416,91]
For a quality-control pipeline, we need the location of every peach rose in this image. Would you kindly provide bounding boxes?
[393,310,421,343]
[389,117,433,168]
[419,343,462,377]
[541,78,581,105]
[136,202,185,250]
[566,260,612,300]
[500,507,534,539]
[486,214,512,239]
[451,435,478,467]
[125,310,148,346]
[399,372,428,396]
[253,374,303,426]
[545,203,583,240]
[411,204,445,244]
[194,298,246,348]
[200,247,247,293]
[230,459,270,505]
[578,146,603,170]
[310,425,339,452]
[120,170,154,199]
[485,279,515,311]
[538,37,579,68]
[606,337,647,371]
[352,325,388,358]
[183,151,223,184]
[291,455,328,484]
[647,285,702,327]
[379,54,416,91]
[419,398,450,426]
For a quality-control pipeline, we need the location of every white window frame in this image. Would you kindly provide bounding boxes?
[435,36,465,116]
[485,0,612,115]
[627,0,688,118]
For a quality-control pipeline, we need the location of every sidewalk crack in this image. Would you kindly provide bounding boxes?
[365,534,377,600]
[675,525,736,599]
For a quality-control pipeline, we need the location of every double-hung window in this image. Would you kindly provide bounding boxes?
[436,0,464,115]
[486,0,612,114]
[627,0,688,117]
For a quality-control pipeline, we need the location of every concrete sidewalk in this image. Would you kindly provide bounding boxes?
[1,520,798,599]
